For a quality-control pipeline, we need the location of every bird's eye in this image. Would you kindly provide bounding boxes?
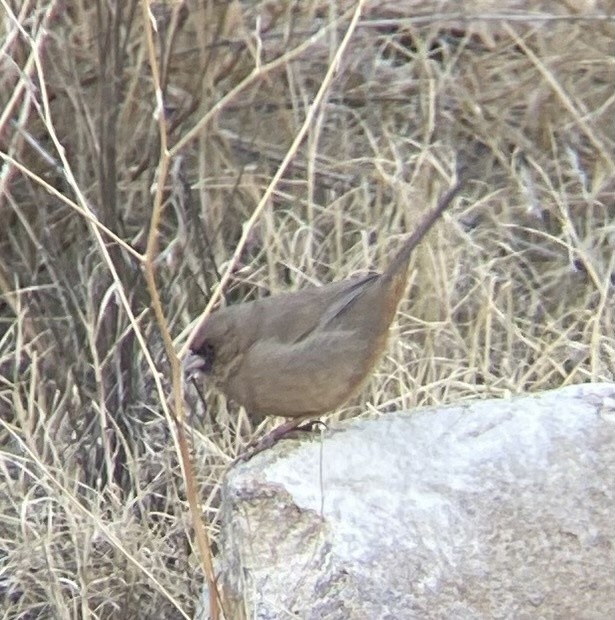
[199,342,215,373]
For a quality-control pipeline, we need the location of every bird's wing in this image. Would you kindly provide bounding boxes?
[283,273,379,344]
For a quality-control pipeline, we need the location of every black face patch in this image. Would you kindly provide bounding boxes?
[195,341,215,374]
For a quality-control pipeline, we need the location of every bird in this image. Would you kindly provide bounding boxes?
[186,178,465,457]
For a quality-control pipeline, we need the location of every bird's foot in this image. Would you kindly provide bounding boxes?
[295,420,328,433]
[234,418,325,463]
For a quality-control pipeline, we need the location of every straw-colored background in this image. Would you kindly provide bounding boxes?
[1,1,614,617]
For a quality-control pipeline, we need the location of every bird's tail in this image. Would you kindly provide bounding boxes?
[382,178,466,283]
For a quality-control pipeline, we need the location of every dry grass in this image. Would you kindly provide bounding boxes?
[1,0,614,618]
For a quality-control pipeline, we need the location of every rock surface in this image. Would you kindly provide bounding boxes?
[213,383,615,619]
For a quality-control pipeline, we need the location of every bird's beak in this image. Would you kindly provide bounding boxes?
[182,351,206,378]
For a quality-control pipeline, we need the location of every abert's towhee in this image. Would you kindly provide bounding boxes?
[187,179,465,454]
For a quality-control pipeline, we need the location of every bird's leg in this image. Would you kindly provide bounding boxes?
[235,417,323,462]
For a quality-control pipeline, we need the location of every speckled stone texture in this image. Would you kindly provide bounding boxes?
[213,383,615,619]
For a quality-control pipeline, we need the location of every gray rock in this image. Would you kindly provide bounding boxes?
[212,383,615,619]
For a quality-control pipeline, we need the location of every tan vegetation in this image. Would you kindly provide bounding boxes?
[1,1,614,617]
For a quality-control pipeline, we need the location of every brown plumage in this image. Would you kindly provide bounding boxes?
[188,181,464,453]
